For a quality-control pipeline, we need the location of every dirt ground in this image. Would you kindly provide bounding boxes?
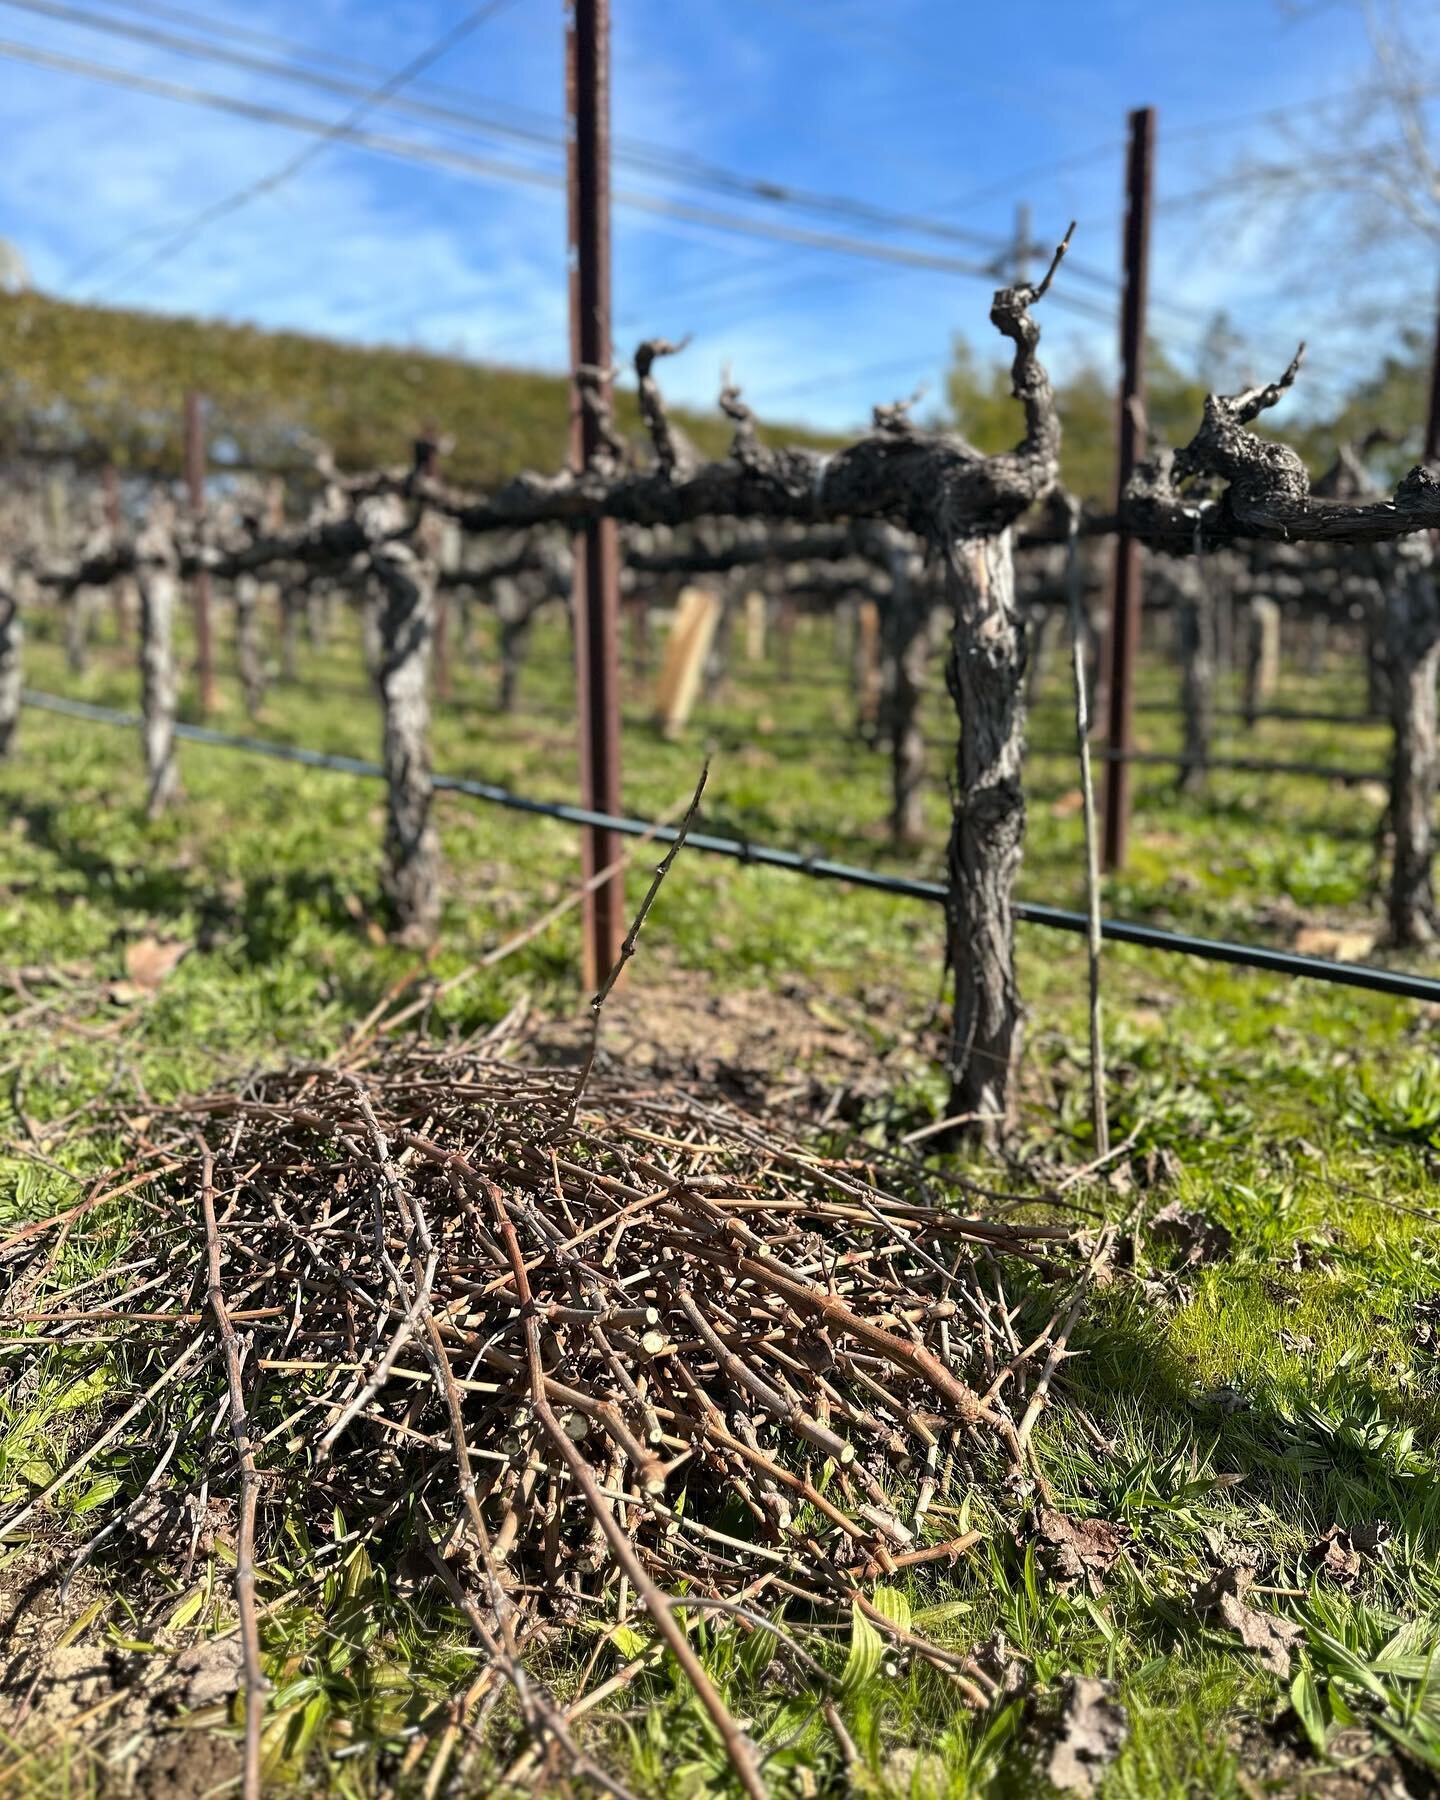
[1,1539,246,1796]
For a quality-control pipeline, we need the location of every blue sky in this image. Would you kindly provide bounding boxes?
[0,0,1427,434]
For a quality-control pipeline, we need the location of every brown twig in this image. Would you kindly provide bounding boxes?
[197,1142,266,1800]
[570,762,710,1117]
[1063,494,1108,1159]
[485,1181,769,1800]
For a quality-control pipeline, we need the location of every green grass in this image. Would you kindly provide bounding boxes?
[2,599,1438,1796]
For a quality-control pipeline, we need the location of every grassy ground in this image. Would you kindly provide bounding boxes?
[2,596,1438,1797]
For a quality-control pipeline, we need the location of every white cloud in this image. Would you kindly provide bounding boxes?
[0,0,1430,442]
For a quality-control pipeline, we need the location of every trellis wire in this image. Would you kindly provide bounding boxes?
[23,688,1440,1006]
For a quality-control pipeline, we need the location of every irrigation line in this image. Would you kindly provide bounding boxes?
[21,689,1440,1006]
[1079,745,1385,785]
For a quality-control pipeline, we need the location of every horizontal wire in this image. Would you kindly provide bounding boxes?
[20,688,1440,1006]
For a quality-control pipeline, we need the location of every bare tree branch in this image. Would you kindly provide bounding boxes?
[634,337,696,478]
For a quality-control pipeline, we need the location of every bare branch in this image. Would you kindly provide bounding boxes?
[1119,342,1440,549]
[718,370,762,465]
[634,337,696,479]
[871,385,928,436]
[1031,219,1076,302]
[1226,342,1306,427]
[575,362,627,473]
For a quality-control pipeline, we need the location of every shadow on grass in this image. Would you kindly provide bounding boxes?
[15,801,386,970]
[1056,1281,1440,1564]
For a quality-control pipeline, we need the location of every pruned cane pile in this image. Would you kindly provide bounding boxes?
[2,1038,1079,1795]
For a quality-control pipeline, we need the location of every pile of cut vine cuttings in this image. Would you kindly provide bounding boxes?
[2,1030,1082,1797]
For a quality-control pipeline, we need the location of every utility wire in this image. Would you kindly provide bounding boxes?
[0,24,1385,407]
[7,0,1370,335]
[91,0,525,298]
[21,688,1440,1007]
[8,0,1147,299]
[16,0,1433,319]
[0,37,1113,302]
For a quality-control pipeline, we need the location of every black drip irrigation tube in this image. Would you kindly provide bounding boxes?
[21,689,1440,1007]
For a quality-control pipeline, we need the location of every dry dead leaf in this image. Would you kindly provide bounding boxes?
[1028,1508,1126,1589]
[1304,1522,1389,1588]
[1050,789,1084,818]
[1048,1676,1129,1793]
[1133,1147,1184,1190]
[1288,1235,1338,1276]
[1150,1198,1231,1266]
[1293,925,1376,962]
[974,1629,1027,1698]
[175,1637,245,1708]
[127,1489,229,1558]
[123,936,189,991]
[1195,1566,1305,1677]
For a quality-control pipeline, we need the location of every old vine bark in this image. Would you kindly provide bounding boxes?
[876,537,931,843]
[366,499,440,939]
[943,532,1026,1144]
[1385,544,1440,946]
[0,560,20,757]
[1242,595,1280,728]
[234,575,265,719]
[495,578,536,714]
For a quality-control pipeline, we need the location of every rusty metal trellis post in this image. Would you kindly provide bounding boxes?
[567,0,624,989]
[1425,273,1440,467]
[184,389,216,716]
[1101,105,1155,872]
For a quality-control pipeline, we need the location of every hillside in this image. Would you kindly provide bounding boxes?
[0,289,838,484]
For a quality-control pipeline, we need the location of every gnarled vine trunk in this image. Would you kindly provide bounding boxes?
[306,582,331,649]
[136,520,180,818]
[1174,562,1215,792]
[878,541,931,844]
[368,507,440,939]
[943,531,1026,1145]
[360,584,384,680]
[1304,609,1328,676]
[234,574,265,719]
[1385,546,1440,947]
[280,587,302,683]
[65,587,95,675]
[1365,587,1390,718]
[0,561,21,757]
[1242,595,1280,728]
[624,594,651,676]
[495,579,536,714]
[775,594,796,682]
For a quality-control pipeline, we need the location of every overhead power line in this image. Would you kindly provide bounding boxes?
[92,0,526,297]
[0,36,1109,302]
[23,689,1440,1008]
[0,15,1392,410]
[5,0,1142,298]
[0,31,1363,407]
[10,0,1401,337]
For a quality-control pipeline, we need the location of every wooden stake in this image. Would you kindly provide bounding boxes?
[653,587,721,738]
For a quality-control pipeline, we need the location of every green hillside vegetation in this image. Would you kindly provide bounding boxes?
[0,289,840,484]
[4,287,1420,504]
